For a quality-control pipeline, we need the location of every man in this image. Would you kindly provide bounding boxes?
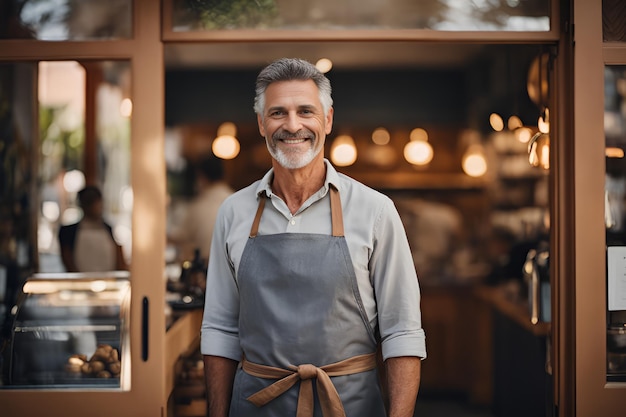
[58,185,127,272]
[201,58,426,417]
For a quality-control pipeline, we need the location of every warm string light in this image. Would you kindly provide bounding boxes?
[489,106,550,168]
[459,129,487,177]
[212,122,240,159]
[489,113,504,132]
[462,144,488,177]
[330,135,357,166]
[371,127,391,145]
[404,128,433,166]
[315,58,333,74]
[538,108,550,133]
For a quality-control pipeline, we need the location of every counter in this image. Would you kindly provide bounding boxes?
[165,308,202,398]
[473,285,551,337]
[473,284,552,417]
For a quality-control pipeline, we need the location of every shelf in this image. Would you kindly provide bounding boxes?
[346,171,487,191]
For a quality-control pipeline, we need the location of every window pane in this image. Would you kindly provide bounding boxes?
[0,60,132,390]
[171,0,550,32]
[0,0,132,40]
[604,65,626,383]
[38,61,132,273]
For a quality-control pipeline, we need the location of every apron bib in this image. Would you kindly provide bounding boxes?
[230,187,385,417]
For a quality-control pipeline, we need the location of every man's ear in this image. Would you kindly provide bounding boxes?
[257,113,265,137]
[325,107,334,134]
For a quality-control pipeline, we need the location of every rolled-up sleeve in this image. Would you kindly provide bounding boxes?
[200,205,242,362]
[371,198,427,361]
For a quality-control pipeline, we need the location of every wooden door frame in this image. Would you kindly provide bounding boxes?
[570,0,626,414]
[0,1,166,416]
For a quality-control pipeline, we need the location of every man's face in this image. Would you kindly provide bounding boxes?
[257,79,333,170]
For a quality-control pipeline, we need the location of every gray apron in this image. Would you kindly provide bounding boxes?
[230,186,386,417]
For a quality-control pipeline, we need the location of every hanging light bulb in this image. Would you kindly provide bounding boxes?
[217,121,237,137]
[514,126,533,143]
[404,128,433,166]
[212,135,240,159]
[404,141,433,166]
[489,113,505,132]
[538,108,550,133]
[462,144,488,177]
[330,135,357,166]
[315,58,333,74]
[213,122,240,159]
[528,132,550,170]
[507,115,523,130]
[371,127,391,145]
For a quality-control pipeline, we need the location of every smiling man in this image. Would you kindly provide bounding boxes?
[201,58,426,417]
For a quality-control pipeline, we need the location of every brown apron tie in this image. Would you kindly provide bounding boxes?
[329,185,344,237]
[250,194,266,237]
[243,352,377,417]
[250,186,345,238]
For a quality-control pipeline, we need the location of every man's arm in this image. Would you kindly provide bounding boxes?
[385,356,421,417]
[203,355,238,417]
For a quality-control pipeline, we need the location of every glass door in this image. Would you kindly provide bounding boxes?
[0,1,166,416]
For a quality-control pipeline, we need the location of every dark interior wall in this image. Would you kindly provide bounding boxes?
[165,67,469,130]
[165,69,258,126]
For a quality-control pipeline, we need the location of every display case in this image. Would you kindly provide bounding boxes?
[1,272,131,390]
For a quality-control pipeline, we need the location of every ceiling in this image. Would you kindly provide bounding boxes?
[164,41,489,70]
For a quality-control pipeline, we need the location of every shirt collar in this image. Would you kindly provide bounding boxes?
[255,159,342,199]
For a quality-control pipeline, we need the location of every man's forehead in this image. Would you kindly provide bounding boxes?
[264,79,320,108]
[266,79,318,95]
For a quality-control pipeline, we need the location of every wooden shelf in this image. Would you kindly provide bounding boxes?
[346,171,487,190]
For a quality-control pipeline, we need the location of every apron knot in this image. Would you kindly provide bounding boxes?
[242,353,377,417]
[297,364,318,380]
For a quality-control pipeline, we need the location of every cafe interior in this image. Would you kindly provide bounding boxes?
[1,1,626,416]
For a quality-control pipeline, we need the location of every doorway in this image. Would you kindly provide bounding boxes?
[163,41,553,417]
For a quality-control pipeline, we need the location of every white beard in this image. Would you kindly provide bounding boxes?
[266,137,323,170]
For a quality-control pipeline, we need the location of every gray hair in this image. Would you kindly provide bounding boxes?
[253,58,333,118]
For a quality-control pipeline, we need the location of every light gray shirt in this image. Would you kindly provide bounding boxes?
[201,160,427,361]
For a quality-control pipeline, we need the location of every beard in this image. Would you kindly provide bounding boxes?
[266,129,323,170]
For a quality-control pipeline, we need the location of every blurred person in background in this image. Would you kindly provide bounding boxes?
[58,185,127,272]
[168,153,234,266]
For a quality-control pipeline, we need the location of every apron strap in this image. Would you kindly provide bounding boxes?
[243,352,376,417]
[329,185,344,237]
[250,193,266,237]
[249,186,345,238]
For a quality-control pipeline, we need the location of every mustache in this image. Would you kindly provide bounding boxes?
[272,129,314,141]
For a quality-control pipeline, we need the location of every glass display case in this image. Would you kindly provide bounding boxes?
[1,271,131,390]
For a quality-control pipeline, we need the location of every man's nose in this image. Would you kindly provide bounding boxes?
[284,112,303,132]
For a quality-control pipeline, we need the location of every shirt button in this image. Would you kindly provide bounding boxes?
[290,219,296,225]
